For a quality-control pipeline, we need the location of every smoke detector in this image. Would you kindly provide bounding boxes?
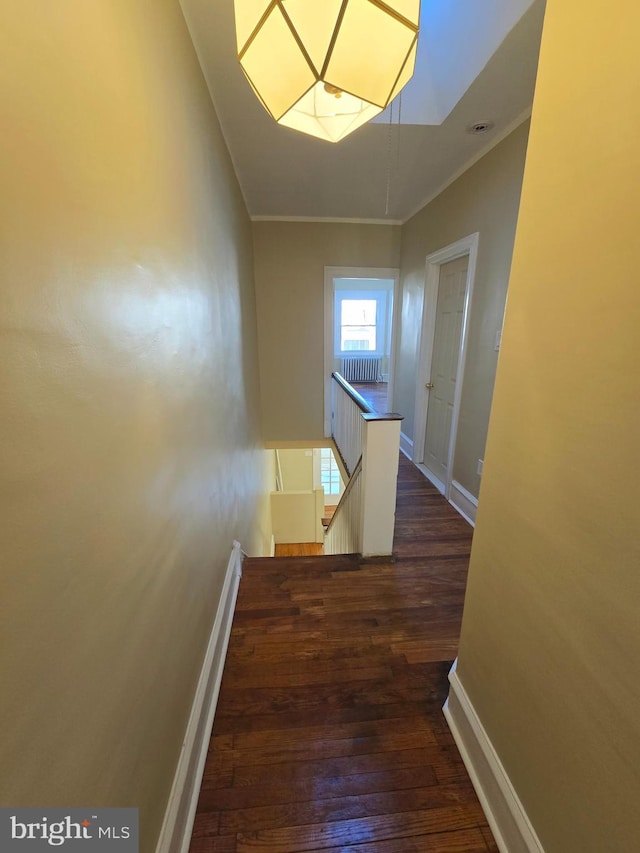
[466,121,495,135]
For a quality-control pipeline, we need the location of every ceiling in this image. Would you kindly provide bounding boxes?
[179,0,546,223]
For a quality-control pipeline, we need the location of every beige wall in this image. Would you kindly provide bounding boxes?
[270,488,324,544]
[457,2,640,851]
[0,2,270,850]
[253,221,401,441]
[277,448,314,491]
[396,123,529,496]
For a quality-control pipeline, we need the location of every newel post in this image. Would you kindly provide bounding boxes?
[360,412,404,557]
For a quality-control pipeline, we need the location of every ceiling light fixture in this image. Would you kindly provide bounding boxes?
[234,0,420,144]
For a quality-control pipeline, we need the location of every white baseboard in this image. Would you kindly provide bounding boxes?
[444,661,545,853]
[400,430,414,460]
[449,479,478,526]
[416,463,446,495]
[155,541,244,853]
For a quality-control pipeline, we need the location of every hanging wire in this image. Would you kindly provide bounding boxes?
[384,100,394,217]
[384,91,403,218]
[396,90,403,183]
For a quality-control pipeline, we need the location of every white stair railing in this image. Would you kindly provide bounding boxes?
[331,373,370,477]
[324,459,363,555]
[326,373,403,557]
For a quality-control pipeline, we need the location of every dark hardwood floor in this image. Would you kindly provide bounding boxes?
[351,381,388,413]
[189,455,497,852]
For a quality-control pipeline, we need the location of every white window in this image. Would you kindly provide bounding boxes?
[340,298,377,352]
[334,289,390,358]
[320,448,341,495]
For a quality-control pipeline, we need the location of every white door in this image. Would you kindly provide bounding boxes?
[422,256,468,490]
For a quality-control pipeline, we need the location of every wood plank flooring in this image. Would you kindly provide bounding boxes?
[189,455,496,852]
[351,382,388,413]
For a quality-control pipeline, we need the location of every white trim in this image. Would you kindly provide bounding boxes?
[399,431,414,460]
[416,463,446,496]
[412,234,479,504]
[251,215,403,226]
[155,542,244,853]
[416,465,476,528]
[448,500,475,528]
[324,266,400,437]
[444,660,546,853]
[402,109,532,224]
[449,479,478,526]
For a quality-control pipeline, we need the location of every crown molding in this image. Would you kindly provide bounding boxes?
[251,215,403,226]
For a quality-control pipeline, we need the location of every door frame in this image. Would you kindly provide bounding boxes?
[323,266,400,437]
[412,233,479,497]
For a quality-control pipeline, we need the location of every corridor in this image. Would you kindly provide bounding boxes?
[189,456,496,852]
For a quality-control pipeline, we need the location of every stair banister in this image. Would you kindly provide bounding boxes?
[327,373,403,557]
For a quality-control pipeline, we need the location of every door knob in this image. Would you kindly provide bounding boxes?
[425,382,434,390]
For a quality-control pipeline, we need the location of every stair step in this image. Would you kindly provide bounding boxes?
[245,553,360,569]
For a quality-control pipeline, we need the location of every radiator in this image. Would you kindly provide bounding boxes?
[341,357,381,383]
